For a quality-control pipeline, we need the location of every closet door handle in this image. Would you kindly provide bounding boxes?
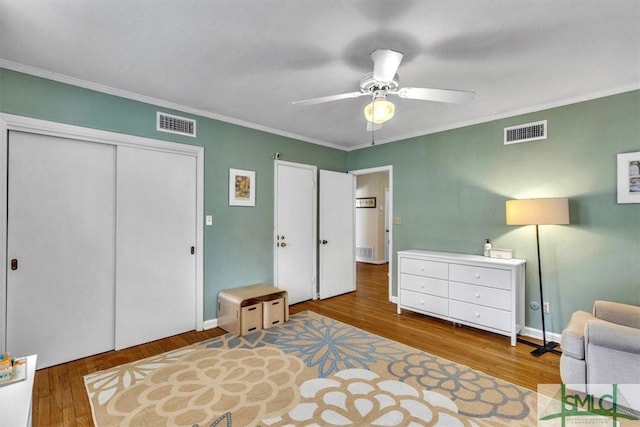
[190,246,195,255]
[11,259,18,270]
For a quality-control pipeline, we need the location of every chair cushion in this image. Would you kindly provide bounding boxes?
[561,310,597,360]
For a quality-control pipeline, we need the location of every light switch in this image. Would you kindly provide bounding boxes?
[206,215,213,226]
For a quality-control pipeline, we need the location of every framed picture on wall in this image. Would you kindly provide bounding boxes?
[617,152,640,204]
[229,168,256,206]
[356,197,376,208]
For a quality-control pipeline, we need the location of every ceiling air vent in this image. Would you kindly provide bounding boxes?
[504,120,547,145]
[157,112,196,137]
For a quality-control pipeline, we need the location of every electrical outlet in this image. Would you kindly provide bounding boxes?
[543,301,550,314]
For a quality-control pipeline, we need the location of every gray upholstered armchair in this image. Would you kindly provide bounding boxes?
[560,301,640,395]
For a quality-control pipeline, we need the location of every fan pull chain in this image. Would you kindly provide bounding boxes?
[370,95,376,145]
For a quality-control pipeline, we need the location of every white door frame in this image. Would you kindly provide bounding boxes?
[0,113,205,352]
[350,165,394,303]
[384,187,390,263]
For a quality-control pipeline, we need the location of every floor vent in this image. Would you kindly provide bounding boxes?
[356,247,374,260]
[504,120,546,145]
[157,112,196,137]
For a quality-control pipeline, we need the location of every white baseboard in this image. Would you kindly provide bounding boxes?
[203,318,218,330]
[356,258,388,265]
[520,326,562,343]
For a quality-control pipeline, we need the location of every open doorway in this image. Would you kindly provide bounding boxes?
[350,165,393,302]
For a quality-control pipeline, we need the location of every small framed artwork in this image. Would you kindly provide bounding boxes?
[356,197,376,208]
[617,152,640,204]
[229,168,256,206]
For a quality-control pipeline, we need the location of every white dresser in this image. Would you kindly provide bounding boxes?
[397,250,525,346]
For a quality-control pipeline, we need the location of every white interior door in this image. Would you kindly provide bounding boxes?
[274,161,316,304]
[6,131,116,368]
[319,170,355,299]
[115,146,197,350]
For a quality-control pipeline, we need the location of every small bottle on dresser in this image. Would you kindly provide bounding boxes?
[483,239,492,257]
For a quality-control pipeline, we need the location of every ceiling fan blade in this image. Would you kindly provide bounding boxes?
[292,92,367,106]
[396,87,475,104]
[371,49,403,83]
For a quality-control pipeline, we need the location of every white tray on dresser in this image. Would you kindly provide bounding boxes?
[397,250,526,346]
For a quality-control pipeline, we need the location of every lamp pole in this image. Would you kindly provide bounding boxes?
[520,224,562,356]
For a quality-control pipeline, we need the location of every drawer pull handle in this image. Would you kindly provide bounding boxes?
[475,293,480,299]
[420,266,425,271]
[420,300,425,305]
[475,274,480,279]
[475,312,480,318]
[420,283,425,288]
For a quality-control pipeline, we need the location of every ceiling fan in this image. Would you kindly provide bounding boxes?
[292,49,475,128]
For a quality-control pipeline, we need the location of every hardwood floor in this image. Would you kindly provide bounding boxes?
[292,263,561,390]
[32,262,561,426]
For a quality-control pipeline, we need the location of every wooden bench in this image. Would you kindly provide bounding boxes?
[218,284,289,336]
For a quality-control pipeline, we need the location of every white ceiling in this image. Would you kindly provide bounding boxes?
[1,1,639,150]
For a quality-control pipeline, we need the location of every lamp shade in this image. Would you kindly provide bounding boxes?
[505,198,569,225]
[364,99,395,124]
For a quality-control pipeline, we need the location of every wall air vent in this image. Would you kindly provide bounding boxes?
[157,112,196,137]
[504,120,547,145]
[356,247,374,261]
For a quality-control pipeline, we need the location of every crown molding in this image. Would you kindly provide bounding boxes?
[0,60,345,151]
[3,60,638,153]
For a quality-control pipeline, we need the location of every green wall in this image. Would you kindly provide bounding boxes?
[2,68,638,334]
[0,68,348,321]
[348,90,640,333]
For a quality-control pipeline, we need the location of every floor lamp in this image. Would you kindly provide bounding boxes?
[506,197,569,357]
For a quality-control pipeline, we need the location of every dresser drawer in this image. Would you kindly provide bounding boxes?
[449,264,511,290]
[400,257,448,279]
[449,281,511,311]
[400,289,448,316]
[449,300,510,332]
[400,274,448,297]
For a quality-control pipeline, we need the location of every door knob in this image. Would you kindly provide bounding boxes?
[321,240,328,245]
[280,242,287,247]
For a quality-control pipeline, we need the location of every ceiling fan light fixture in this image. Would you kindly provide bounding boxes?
[364,98,395,124]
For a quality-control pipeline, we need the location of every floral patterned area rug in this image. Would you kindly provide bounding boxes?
[85,311,536,426]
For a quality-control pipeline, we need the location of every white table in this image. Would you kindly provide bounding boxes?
[0,354,37,427]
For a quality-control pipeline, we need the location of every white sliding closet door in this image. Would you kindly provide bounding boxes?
[6,131,116,369]
[115,146,197,350]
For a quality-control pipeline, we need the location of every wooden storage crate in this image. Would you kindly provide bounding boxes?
[240,303,263,335]
[262,297,285,329]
